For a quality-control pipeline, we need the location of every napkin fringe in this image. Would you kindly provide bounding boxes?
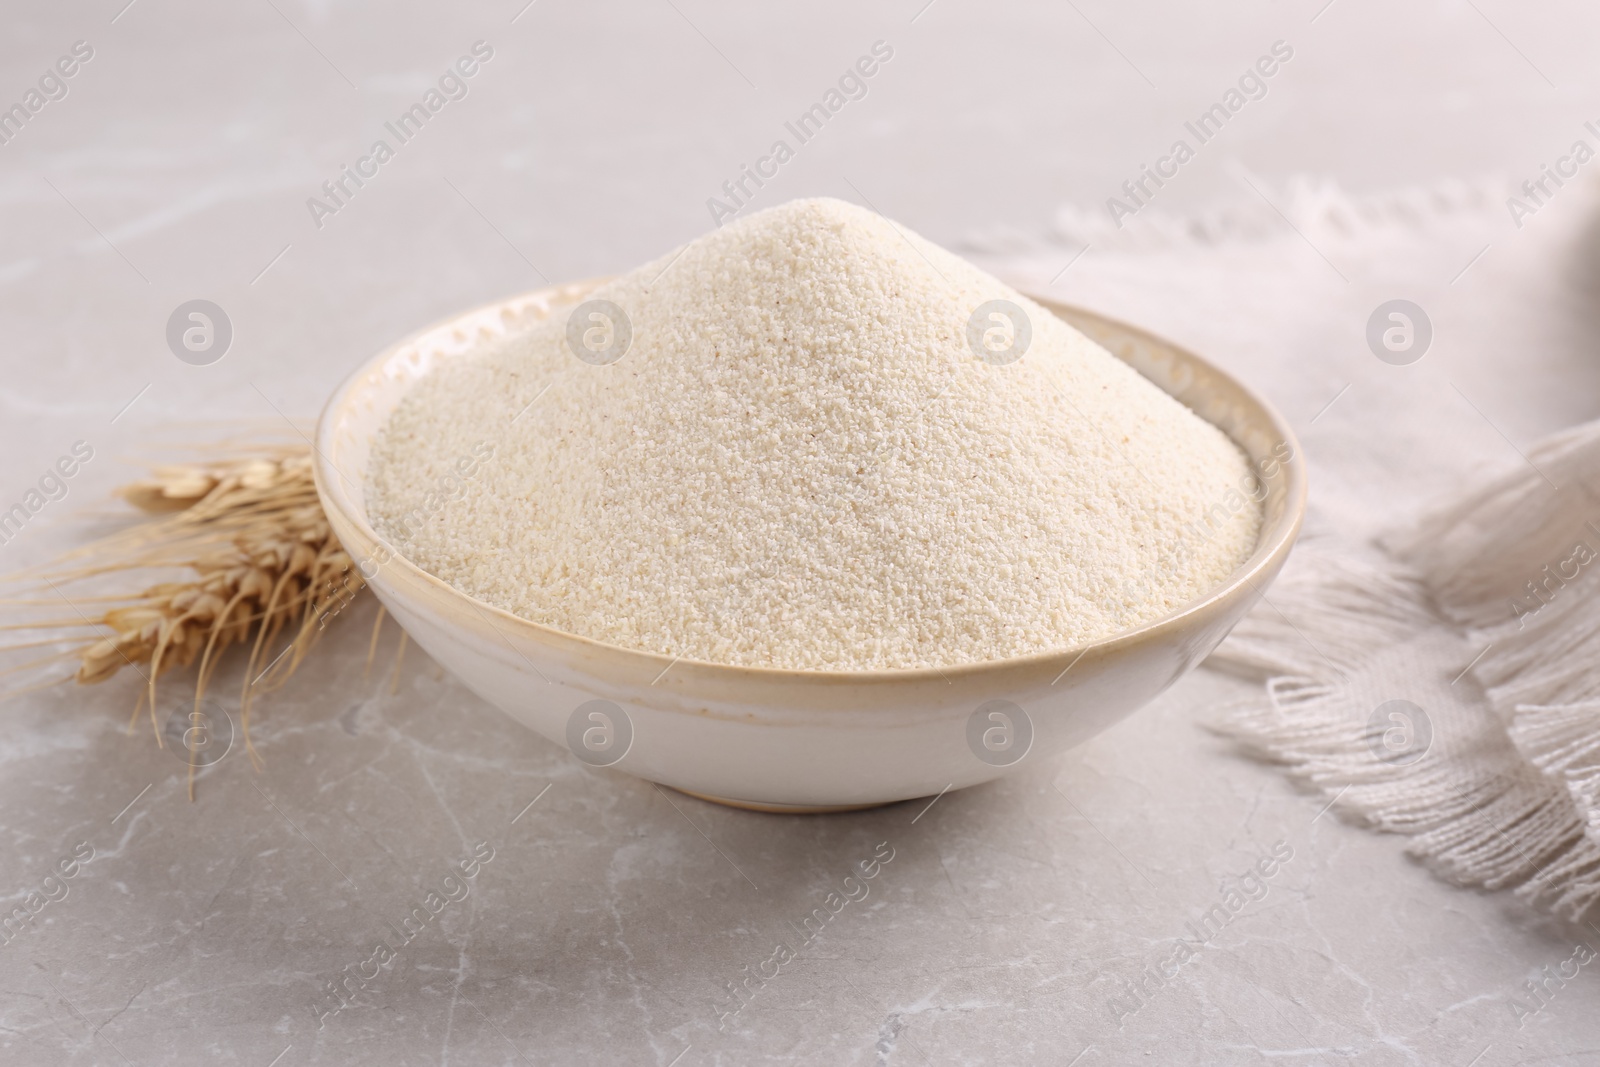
[1381,420,1600,909]
[960,174,1507,257]
[1387,418,1600,634]
[1208,546,1600,919]
[1511,703,1600,841]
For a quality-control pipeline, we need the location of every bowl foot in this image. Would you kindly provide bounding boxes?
[669,786,896,814]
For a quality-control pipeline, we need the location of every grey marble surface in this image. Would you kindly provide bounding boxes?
[4,1,1600,1064]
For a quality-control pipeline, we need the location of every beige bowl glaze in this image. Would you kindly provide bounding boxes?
[313,281,1305,812]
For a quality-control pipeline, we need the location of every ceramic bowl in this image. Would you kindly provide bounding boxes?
[313,281,1305,812]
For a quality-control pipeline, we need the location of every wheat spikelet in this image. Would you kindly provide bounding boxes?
[1,439,382,797]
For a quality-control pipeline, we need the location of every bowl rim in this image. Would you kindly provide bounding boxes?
[313,282,1306,687]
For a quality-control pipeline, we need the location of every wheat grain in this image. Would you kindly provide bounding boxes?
[1,442,372,797]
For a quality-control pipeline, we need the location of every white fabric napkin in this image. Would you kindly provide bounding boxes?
[973,174,1600,918]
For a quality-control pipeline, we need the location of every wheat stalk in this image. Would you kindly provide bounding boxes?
[1,440,385,798]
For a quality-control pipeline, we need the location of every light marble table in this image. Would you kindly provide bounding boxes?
[3,1,1600,1063]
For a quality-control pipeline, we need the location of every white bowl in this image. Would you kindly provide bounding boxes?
[313,281,1305,812]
